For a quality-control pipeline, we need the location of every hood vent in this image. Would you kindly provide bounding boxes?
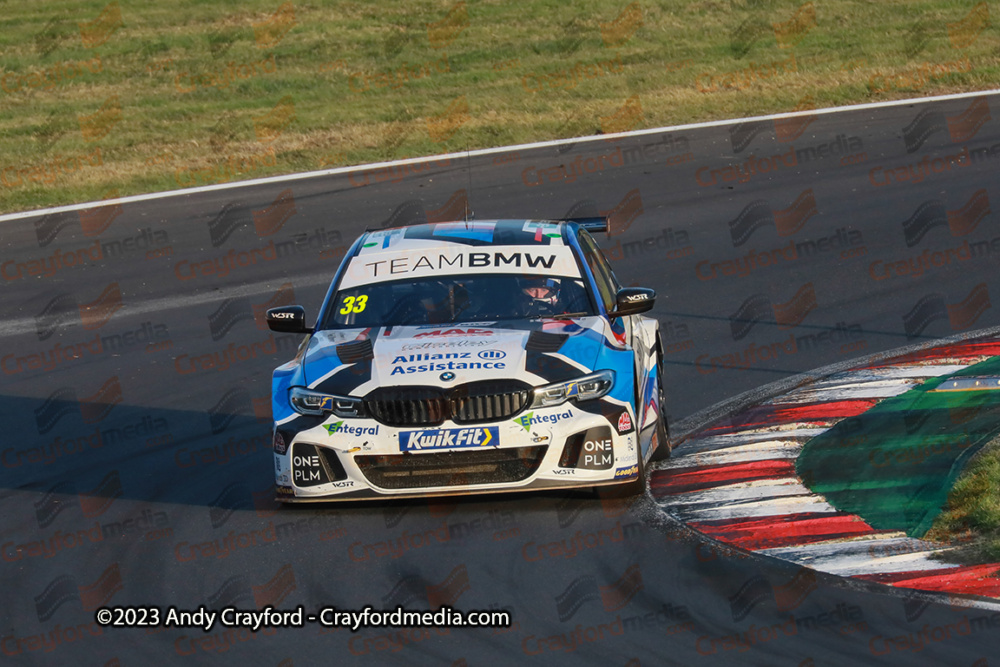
[525,331,568,353]
[336,339,374,364]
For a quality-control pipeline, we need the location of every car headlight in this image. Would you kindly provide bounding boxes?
[531,370,615,408]
[289,387,365,417]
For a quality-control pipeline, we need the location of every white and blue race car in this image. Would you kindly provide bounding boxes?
[266,219,669,501]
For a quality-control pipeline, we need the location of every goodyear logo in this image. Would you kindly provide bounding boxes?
[513,409,573,431]
[614,464,638,479]
[399,426,498,451]
[324,421,379,436]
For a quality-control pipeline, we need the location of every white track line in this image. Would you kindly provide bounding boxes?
[667,495,838,522]
[766,379,920,404]
[678,428,827,453]
[757,536,955,576]
[809,366,970,384]
[658,477,813,507]
[659,440,803,469]
[2,89,998,222]
[0,270,336,339]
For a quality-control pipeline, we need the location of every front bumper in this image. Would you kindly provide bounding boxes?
[274,401,639,501]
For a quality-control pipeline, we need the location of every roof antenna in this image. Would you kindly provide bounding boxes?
[464,143,473,227]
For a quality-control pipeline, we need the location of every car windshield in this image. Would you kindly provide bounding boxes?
[323,274,595,329]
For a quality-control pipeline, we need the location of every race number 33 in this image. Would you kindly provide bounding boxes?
[339,295,368,314]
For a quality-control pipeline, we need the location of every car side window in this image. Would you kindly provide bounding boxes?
[578,229,619,313]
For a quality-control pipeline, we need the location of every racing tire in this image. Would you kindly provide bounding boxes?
[596,442,646,499]
[597,367,655,499]
[650,358,672,462]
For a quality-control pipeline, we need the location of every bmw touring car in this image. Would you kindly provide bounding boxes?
[266,219,668,501]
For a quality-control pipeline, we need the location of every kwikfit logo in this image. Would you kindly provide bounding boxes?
[513,409,572,431]
[400,426,496,451]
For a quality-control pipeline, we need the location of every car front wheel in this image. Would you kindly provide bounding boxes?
[650,357,671,462]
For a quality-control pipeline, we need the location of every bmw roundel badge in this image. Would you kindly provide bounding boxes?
[440,372,456,382]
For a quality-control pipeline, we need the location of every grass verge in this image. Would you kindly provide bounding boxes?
[926,434,1000,564]
[1,0,998,213]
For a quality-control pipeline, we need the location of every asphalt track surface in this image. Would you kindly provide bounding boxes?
[3,92,1000,664]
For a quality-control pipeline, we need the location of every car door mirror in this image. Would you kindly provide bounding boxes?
[266,305,312,334]
[612,288,655,317]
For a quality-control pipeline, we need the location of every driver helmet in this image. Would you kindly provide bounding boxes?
[521,276,559,309]
[419,281,451,323]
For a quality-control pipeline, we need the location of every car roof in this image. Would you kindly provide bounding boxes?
[355,220,571,256]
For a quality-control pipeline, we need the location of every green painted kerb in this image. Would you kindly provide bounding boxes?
[796,357,1000,537]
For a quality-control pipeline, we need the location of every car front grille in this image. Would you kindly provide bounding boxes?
[355,445,547,489]
[365,381,532,426]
